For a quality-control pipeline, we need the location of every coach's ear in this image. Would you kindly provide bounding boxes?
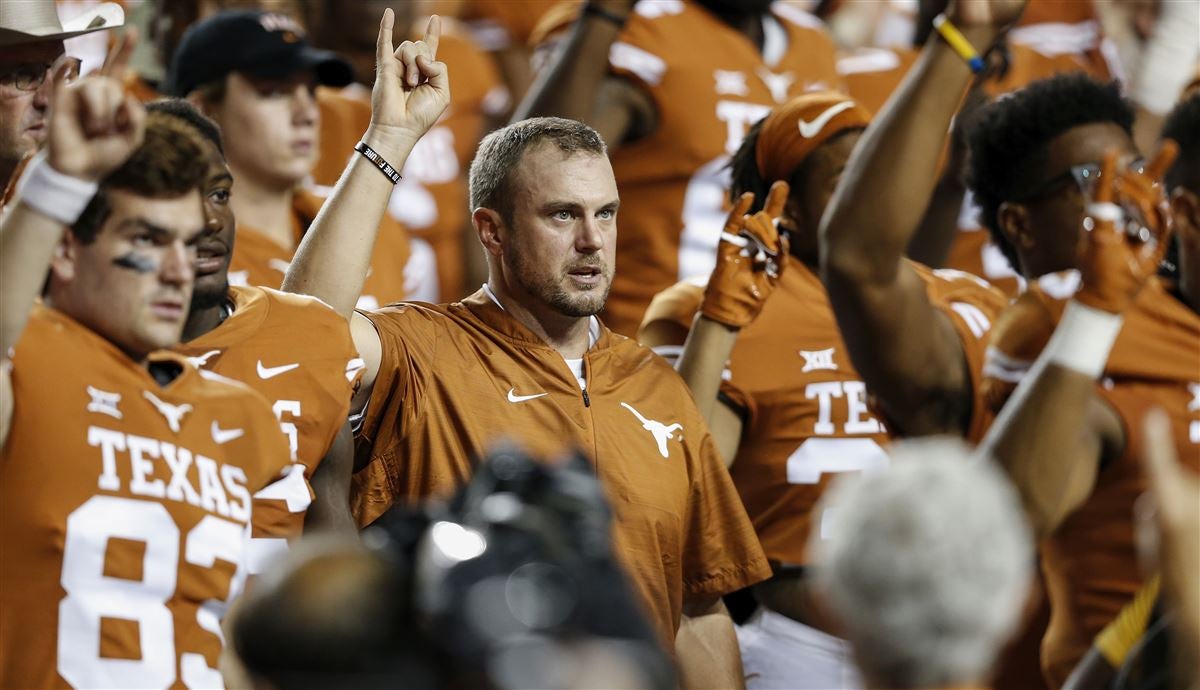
[473,207,505,258]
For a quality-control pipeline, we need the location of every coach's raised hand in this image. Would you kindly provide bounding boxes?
[364,11,450,155]
[284,11,451,317]
[47,31,145,181]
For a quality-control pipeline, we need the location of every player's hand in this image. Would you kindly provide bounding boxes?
[1075,144,1177,315]
[1140,408,1200,659]
[368,11,450,150]
[700,181,790,329]
[46,30,145,181]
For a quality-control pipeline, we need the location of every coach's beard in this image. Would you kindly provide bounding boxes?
[515,255,611,318]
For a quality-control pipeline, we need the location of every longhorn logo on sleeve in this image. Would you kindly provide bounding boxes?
[621,402,683,459]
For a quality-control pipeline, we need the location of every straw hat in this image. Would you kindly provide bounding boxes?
[0,1,124,48]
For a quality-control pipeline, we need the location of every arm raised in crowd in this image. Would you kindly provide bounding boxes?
[511,0,654,146]
[818,0,1023,436]
[0,36,144,447]
[674,182,790,465]
[282,10,449,410]
[977,147,1177,536]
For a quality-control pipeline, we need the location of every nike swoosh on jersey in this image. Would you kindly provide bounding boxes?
[257,361,300,379]
[211,421,245,444]
[797,101,855,138]
[507,388,548,403]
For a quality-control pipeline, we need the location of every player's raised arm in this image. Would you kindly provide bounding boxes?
[511,0,650,147]
[0,35,144,447]
[282,11,449,318]
[675,182,789,465]
[818,0,1024,437]
[978,146,1177,536]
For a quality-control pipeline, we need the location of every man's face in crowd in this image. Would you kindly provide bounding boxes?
[1002,122,1139,276]
[502,144,619,318]
[0,41,74,172]
[192,139,237,310]
[207,70,319,189]
[53,189,206,359]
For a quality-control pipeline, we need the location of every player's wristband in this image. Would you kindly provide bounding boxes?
[354,141,402,185]
[582,4,629,27]
[933,14,986,74]
[14,151,99,226]
[1044,300,1124,378]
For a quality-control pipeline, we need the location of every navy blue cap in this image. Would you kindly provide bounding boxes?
[163,10,353,97]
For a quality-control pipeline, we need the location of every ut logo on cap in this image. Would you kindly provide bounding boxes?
[259,13,304,37]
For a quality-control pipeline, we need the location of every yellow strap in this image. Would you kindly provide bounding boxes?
[1095,575,1162,666]
[932,14,986,73]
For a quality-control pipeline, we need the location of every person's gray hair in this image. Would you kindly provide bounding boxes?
[811,439,1033,689]
[468,117,607,224]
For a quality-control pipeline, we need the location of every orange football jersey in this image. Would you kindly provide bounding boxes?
[446,0,561,50]
[227,188,410,310]
[310,22,508,301]
[533,0,842,335]
[353,289,771,644]
[982,278,1200,686]
[174,286,364,557]
[0,305,290,689]
[638,261,1007,567]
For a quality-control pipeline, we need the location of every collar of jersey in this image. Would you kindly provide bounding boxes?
[180,284,270,350]
[470,284,603,351]
[37,303,198,391]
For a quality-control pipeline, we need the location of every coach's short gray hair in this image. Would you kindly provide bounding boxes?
[811,440,1033,689]
[468,117,607,223]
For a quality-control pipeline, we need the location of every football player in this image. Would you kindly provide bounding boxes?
[163,9,412,310]
[638,91,1007,689]
[147,100,364,556]
[978,93,1199,685]
[516,0,844,335]
[283,12,772,687]
[0,40,290,687]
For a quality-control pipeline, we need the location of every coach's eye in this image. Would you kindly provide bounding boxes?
[553,210,573,221]
[597,209,615,221]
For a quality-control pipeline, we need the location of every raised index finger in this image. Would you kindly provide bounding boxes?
[1094,149,1118,205]
[763,180,790,219]
[1144,140,1179,185]
[422,15,441,61]
[377,8,395,69]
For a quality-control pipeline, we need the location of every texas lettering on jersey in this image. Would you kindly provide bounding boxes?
[640,259,1005,565]
[0,306,290,689]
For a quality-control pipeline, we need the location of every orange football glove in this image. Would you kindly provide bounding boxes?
[1075,142,1177,315]
[700,180,790,328]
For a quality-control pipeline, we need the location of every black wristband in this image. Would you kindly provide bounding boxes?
[354,141,402,184]
[582,3,629,28]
